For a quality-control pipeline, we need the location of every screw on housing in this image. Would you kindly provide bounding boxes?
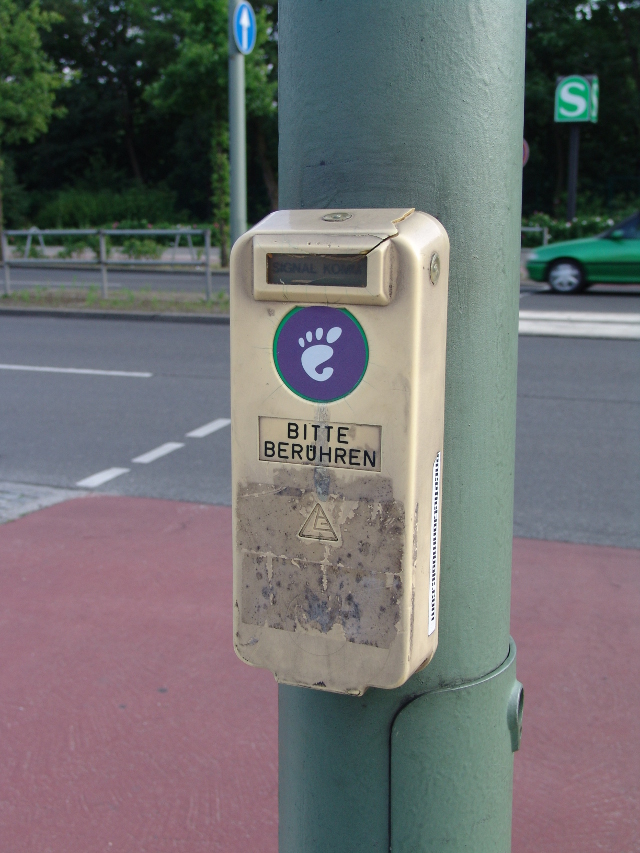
[322,212,353,222]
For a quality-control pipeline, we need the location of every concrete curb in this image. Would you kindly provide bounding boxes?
[0,306,230,324]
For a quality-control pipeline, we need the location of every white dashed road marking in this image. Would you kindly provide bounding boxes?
[0,364,152,377]
[132,442,185,464]
[186,418,231,438]
[76,468,130,488]
[74,419,230,488]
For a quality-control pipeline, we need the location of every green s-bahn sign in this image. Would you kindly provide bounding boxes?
[554,75,599,123]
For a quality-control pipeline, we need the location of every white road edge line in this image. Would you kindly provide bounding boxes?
[0,364,152,378]
[132,442,185,464]
[519,310,640,323]
[518,320,640,340]
[518,311,640,340]
[76,467,130,488]
[186,418,231,438]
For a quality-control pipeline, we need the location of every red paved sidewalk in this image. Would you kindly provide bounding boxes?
[511,537,640,852]
[0,497,277,853]
[0,496,638,851]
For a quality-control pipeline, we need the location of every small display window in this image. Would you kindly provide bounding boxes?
[267,253,367,287]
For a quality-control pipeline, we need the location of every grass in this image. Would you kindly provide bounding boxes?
[0,286,229,315]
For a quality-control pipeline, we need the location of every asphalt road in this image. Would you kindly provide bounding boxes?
[0,316,232,505]
[1,296,638,547]
[514,335,638,548]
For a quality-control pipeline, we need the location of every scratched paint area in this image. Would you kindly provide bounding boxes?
[236,468,404,648]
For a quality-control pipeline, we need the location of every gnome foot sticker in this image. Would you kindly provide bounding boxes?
[274,306,368,403]
[299,326,342,381]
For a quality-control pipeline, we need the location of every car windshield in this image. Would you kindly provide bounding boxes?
[603,211,640,239]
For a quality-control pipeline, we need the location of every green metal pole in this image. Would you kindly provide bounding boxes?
[277,3,526,851]
[228,0,247,246]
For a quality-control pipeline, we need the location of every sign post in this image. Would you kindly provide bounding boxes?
[554,75,599,221]
[228,1,256,248]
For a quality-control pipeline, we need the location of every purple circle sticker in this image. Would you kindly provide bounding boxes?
[273,306,369,403]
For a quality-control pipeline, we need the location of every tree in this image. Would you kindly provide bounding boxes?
[7,0,278,232]
[0,0,63,258]
[524,0,640,215]
[36,0,179,185]
[145,0,277,259]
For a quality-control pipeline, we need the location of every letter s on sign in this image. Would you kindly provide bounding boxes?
[559,81,587,118]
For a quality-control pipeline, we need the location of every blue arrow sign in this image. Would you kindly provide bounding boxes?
[233,2,256,55]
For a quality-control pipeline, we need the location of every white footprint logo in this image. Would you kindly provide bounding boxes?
[298,326,343,381]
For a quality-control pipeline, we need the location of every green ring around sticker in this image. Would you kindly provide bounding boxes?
[272,306,369,403]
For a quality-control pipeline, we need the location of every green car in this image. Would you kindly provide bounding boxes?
[526,211,640,293]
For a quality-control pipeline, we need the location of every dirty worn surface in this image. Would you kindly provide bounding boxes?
[237,468,404,648]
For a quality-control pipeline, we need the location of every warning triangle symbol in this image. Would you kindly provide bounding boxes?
[299,503,338,542]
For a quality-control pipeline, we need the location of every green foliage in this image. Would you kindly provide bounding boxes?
[145,0,278,245]
[521,201,638,245]
[121,237,162,259]
[211,122,230,265]
[0,0,64,146]
[522,212,613,245]
[0,154,30,226]
[55,235,99,257]
[4,0,278,232]
[36,186,183,228]
[0,0,65,249]
[524,0,640,215]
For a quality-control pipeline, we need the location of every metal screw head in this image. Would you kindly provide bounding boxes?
[322,212,352,222]
[429,252,440,285]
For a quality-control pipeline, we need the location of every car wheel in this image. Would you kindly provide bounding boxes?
[547,259,586,294]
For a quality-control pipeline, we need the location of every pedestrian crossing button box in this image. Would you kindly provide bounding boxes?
[231,208,449,695]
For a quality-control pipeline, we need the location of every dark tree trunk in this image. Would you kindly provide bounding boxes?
[255,125,278,211]
[553,126,565,218]
[126,133,144,185]
[123,98,143,185]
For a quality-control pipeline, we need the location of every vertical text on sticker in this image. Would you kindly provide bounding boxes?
[428,451,441,636]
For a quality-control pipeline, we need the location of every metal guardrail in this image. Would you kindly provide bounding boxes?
[1,227,216,299]
[521,225,549,246]
[2,225,548,299]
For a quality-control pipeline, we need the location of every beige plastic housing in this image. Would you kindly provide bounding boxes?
[230,209,449,695]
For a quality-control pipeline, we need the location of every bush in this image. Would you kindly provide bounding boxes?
[121,238,163,259]
[1,156,31,228]
[521,212,614,247]
[56,236,99,258]
[35,187,187,229]
[521,205,638,247]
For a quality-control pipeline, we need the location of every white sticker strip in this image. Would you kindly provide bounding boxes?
[186,418,231,438]
[76,467,130,488]
[428,451,441,637]
[132,442,184,464]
